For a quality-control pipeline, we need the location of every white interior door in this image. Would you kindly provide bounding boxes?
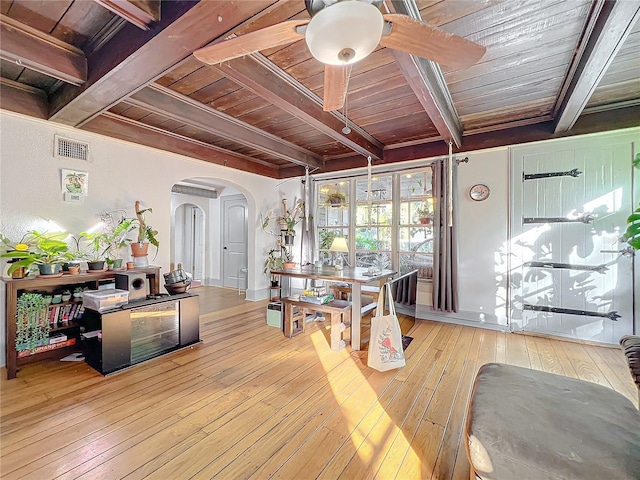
[222,195,248,289]
[510,134,637,343]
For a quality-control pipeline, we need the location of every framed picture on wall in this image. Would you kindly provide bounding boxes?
[61,169,88,196]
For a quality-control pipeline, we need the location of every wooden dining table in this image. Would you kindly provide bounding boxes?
[271,265,396,350]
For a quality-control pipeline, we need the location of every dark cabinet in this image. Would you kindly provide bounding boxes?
[2,267,161,379]
[82,294,200,375]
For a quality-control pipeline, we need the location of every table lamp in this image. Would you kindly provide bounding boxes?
[329,237,349,270]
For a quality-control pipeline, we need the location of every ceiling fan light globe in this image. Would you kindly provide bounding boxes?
[305,1,383,66]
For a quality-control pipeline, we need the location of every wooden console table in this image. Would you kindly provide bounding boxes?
[2,267,161,379]
[271,266,395,350]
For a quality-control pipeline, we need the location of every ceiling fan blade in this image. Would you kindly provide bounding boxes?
[193,19,309,65]
[381,14,486,69]
[323,64,352,112]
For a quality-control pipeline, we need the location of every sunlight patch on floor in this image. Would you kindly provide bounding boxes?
[309,329,414,470]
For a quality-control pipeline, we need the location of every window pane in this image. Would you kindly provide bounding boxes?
[356,251,391,269]
[399,252,433,277]
[318,228,348,264]
[355,204,392,226]
[398,226,433,252]
[316,205,349,227]
[356,175,392,202]
[318,182,349,206]
[400,171,430,199]
[318,228,348,250]
[355,227,391,251]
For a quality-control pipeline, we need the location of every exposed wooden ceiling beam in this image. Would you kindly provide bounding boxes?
[0,78,48,119]
[93,0,160,30]
[82,112,280,178]
[49,0,279,127]
[0,14,87,86]
[129,84,323,169]
[554,0,640,133]
[211,54,385,160]
[279,105,640,177]
[385,0,463,147]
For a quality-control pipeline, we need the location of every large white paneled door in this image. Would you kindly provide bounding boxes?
[222,195,248,290]
[510,132,638,344]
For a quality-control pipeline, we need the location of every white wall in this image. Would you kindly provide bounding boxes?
[455,148,510,326]
[0,111,293,366]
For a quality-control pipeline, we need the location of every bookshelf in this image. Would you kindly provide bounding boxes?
[2,267,161,379]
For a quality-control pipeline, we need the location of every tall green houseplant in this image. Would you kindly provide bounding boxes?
[113,201,159,259]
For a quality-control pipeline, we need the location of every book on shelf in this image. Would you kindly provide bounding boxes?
[17,338,76,358]
[49,333,68,344]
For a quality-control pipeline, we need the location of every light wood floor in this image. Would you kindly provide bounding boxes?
[1,287,636,479]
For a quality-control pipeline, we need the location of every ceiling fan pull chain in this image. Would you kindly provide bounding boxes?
[342,76,351,135]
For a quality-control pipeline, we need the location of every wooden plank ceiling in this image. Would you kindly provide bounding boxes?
[1,0,639,179]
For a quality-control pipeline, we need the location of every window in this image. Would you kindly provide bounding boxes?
[317,181,350,264]
[398,171,433,277]
[315,167,434,278]
[355,175,392,269]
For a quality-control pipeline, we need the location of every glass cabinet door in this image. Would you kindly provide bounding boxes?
[130,301,179,364]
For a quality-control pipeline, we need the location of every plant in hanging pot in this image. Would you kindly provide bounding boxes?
[1,231,72,276]
[326,191,346,206]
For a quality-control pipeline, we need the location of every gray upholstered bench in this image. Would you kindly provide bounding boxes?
[464,337,640,480]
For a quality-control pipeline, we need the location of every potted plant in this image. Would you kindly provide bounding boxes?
[326,191,346,206]
[78,231,110,271]
[0,232,38,278]
[282,247,296,269]
[102,227,129,270]
[263,248,284,286]
[415,201,433,225]
[113,200,159,261]
[1,231,73,276]
[277,199,304,245]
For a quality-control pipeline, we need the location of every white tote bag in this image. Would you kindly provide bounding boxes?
[368,283,406,372]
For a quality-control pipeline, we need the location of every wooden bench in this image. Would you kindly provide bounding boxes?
[281,297,352,351]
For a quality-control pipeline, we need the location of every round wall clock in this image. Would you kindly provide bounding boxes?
[469,184,490,201]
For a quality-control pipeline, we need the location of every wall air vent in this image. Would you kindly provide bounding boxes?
[54,135,89,161]
[172,185,218,199]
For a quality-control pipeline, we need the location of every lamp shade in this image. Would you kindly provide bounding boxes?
[305,1,384,66]
[329,237,349,253]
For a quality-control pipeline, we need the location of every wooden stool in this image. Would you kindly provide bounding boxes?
[281,297,352,351]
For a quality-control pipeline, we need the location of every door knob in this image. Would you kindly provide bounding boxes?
[223,246,228,250]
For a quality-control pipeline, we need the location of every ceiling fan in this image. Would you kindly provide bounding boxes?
[193,0,486,112]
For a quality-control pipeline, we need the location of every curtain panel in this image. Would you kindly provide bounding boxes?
[432,159,459,312]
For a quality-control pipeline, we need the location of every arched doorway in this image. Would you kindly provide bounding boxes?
[170,178,250,291]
